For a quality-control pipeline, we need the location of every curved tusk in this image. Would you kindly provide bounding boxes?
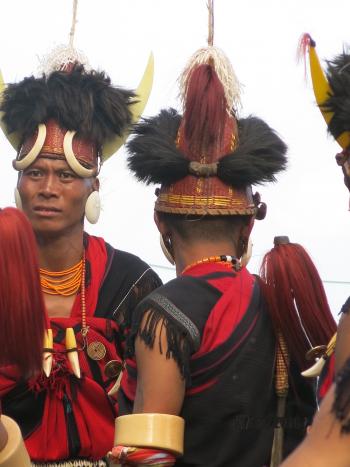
[308,39,350,149]
[66,327,81,379]
[107,369,123,397]
[102,53,154,161]
[43,329,53,378]
[0,70,21,151]
[301,356,327,378]
[302,333,337,378]
[63,130,96,178]
[13,124,46,171]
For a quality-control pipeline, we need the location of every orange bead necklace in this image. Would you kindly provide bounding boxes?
[182,254,241,275]
[40,253,89,344]
[40,259,83,296]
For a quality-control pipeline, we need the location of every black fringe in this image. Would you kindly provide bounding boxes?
[127,108,188,186]
[127,110,287,188]
[127,300,193,383]
[217,116,288,187]
[0,64,135,147]
[116,269,162,334]
[332,355,350,433]
[322,51,350,140]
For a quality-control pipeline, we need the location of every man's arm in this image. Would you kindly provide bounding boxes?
[133,315,186,415]
[281,385,350,467]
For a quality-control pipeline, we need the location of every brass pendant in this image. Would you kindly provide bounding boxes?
[87,341,106,361]
[104,360,124,379]
[305,345,327,361]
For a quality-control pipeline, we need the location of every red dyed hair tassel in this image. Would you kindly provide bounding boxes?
[183,64,228,156]
[0,207,46,376]
[297,33,316,80]
[259,236,336,370]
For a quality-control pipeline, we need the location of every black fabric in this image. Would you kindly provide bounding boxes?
[94,243,162,322]
[129,275,222,350]
[2,381,45,438]
[63,394,81,457]
[120,274,316,467]
[126,276,222,381]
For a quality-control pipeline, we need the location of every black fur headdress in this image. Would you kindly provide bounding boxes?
[322,51,350,140]
[127,108,287,188]
[1,64,135,147]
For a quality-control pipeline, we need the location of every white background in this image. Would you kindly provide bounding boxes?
[0,0,349,317]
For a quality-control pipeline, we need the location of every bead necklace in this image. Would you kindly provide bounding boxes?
[182,254,241,275]
[40,259,83,296]
[41,253,89,344]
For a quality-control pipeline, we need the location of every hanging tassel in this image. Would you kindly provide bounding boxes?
[179,46,241,113]
[0,208,46,376]
[260,237,336,370]
[296,33,315,80]
[182,63,228,155]
[37,0,91,75]
[270,332,289,467]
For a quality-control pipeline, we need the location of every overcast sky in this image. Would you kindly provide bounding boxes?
[0,0,349,317]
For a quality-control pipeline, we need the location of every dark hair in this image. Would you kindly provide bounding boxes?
[158,212,251,243]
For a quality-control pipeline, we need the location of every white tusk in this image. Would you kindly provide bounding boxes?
[107,370,123,397]
[13,124,46,171]
[102,53,154,160]
[63,130,96,178]
[66,328,81,379]
[43,329,53,378]
[301,356,326,378]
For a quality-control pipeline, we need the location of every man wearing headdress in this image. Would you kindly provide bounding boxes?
[280,35,350,467]
[107,30,336,465]
[0,46,161,466]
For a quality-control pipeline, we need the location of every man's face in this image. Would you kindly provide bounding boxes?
[18,157,96,237]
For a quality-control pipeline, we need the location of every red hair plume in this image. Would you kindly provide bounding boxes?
[183,64,228,157]
[260,241,336,370]
[0,207,46,376]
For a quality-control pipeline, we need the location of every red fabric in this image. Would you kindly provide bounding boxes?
[123,264,255,402]
[318,353,335,402]
[183,264,254,356]
[110,445,176,465]
[0,235,123,462]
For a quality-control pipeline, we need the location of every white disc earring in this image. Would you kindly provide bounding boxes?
[14,188,23,210]
[85,191,101,224]
[160,234,175,265]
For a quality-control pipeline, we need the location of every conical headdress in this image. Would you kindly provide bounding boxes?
[128,1,287,216]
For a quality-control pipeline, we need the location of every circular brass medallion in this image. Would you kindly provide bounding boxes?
[104,360,124,379]
[87,341,106,361]
[305,345,327,361]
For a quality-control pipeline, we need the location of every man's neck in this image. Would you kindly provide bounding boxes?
[36,228,85,271]
[174,240,238,276]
